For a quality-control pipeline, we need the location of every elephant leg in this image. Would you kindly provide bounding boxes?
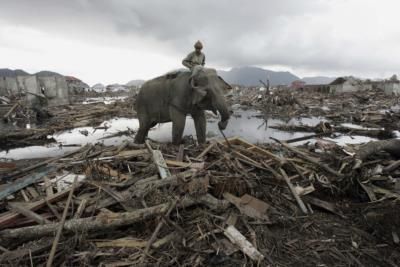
[170,106,186,145]
[134,117,153,144]
[192,110,206,144]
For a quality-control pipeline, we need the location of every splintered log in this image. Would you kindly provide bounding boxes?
[0,194,223,244]
[356,139,400,160]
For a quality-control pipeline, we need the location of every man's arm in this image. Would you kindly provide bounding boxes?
[201,54,205,66]
[182,52,194,69]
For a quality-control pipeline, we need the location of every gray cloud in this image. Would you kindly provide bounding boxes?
[0,0,399,80]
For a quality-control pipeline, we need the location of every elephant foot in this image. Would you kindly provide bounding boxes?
[134,129,147,144]
[172,139,182,146]
[197,137,206,144]
[134,136,145,144]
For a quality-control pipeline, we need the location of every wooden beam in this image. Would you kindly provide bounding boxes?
[0,166,56,201]
[43,176,54,197]
[145,140,171,179]
[0,186,76,229]
[8,203,52,225]
[280,168,308,214]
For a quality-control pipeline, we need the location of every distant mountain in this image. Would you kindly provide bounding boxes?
[35,70,63,77]
[126,79,145,87]
[91,83,106,92]
[218,66,300,86]
[301,76,336,85]
[0,68,30,77]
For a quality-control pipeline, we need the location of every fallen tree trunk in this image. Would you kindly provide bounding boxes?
[85,171,194,213]
[0,194,227,244]
[356,139,400,160]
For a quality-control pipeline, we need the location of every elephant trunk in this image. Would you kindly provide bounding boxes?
[214,94,230,129]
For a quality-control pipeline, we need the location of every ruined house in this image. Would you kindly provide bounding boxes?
[66,76,89,94]
[383,81,400,95]
[329,77,362,94]
[290,80,306,90]
[303,84,330,93]
[0,70,70,107]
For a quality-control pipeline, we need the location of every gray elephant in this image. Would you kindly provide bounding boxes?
[134,67,231,144]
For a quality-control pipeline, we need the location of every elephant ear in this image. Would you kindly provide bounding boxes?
[218,76,232,90]
[192,87,207,105]
[190,77,207,105]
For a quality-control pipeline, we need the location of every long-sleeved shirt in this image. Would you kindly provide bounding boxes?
[182,51,205,70]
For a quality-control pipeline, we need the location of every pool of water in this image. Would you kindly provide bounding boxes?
[0,109,380,160]
[82,96,128,105]
[0,109,317,159]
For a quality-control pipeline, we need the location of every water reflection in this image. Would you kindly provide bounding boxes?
[0,109,366,160]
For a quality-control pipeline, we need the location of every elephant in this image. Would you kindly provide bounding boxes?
[134,67,231,144]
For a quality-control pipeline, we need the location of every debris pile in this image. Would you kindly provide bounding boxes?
[0,137,399,266]
[0,100,135,150]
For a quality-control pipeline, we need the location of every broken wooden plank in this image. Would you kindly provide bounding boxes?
[74,199,88,219]
[370,184,400,200]
[280,168,308,214]
[145,140,171,179]
[358,181,377,202]
[223,192,270,221]
[224,225,264,262]
[284,132,332,144]
[195,141,216,159]
[26,186,39,199]
[0,166,56,201]
[0,185,78,229]
[43,176,54,197]
[8,202,52,225]
[165,160,204,170]
[303,196,345,218]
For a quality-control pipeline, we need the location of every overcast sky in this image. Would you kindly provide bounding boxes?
[0,0,399,85]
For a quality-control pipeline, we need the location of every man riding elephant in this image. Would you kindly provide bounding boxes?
[134,67,231,145]
[182,40,206,72]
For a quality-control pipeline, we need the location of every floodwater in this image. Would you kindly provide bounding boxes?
[0,108,376,160]
[82,96,128,105]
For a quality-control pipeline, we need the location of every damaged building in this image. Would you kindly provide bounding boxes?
[0,69,73,107]
[66,76,90,94]
[0,75,70,107]
[383,80,400,95]
[329,76,372,94]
